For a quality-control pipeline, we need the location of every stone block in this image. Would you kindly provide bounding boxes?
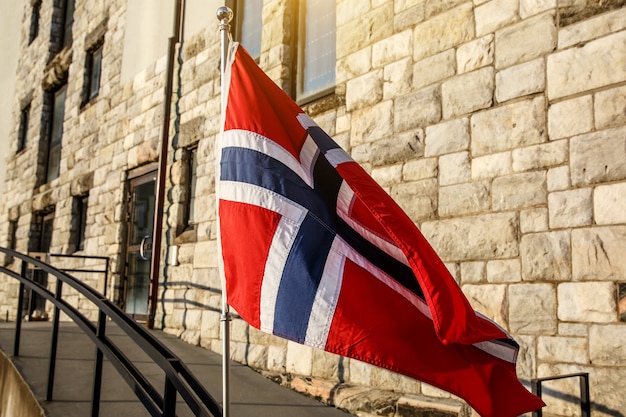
[336,48,372,84]
[471,151,512,179]
[547,165,570,192]
[390,179,437,222]
[547,30,626,99]
[394,3,426,32]
[589,324,626,366]
[557,7,626,49]
[512,140,568,172]
[371,130,424,167]
[383,58,412,100]
[394,86,441,132]
[547,95,593,140]
[520,208,549,233]
[548,188,592,228]
[192,240,218,269]
[442,67,494,119]
[558,323,588,337]
[520,0,557,19]
[487,259,521,283]
[311,349,345,380]
[521,231,571,281]
[438,181,490,217]
[438,151,470,185]
[286,340,313,375]
[424,118,470,157]
[413,49,455,90]
[496,58,545,103]
[570,126,626,186]
[594,182,626,225]
[471,97,546,156]
[509,283,557,334]
[350,100,394,146]
[421,213,519,261]
[475,0,520,36]
[595,85,626,130]
[402,157,437,181]
[372,30,413,68]
[346,69,383,111]
[337,3,393,59]
[372,164,403,186]
[492,171,547,211]
[558,282,616,323]
[537,336,588,364]
[495,13,556,69]
[460,261,486,284]
[456,34,494,74]
[413,3,474,61]
[572,226,626,281]
[336,0,372,26]
[462,284,507,327]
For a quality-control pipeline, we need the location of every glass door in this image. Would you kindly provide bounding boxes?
[124,172,156,320]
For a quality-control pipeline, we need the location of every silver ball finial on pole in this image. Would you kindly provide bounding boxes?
[216,6,233,26]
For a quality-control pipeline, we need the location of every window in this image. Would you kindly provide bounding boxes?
[235,0,263,60]
[184,147,198,228]
[46,85,67,182]
[297,0,336,102]
[29,0,41,44]
[61,0,75,48]
[17,103,30,153]
[71,194,88,252]
[83,43,103,104]
[618,283,626,321]
[5,220,18,265]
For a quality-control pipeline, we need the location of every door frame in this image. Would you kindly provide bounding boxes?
[122,168,158,322]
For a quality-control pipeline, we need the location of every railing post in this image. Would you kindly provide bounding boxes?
[14,261,27,357]
[580,373,590,417]
[46,278,63,401]
[531,379,542,417]
[91,309,107,417]
[163,369,177,417]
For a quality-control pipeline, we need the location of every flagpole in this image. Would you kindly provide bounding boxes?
[217,6,233,417]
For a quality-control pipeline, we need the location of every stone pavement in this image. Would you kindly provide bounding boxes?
[0,321,352,417]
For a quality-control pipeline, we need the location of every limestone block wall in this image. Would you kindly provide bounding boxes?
[161,2,626,416]
[0,1,624,416]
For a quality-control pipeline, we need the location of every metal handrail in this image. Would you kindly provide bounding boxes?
[531,372,590,417]
[0,247,222,417]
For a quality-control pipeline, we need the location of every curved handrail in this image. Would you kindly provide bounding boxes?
[0,247,222,417]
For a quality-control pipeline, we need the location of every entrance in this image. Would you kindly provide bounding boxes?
[123,171,156,321]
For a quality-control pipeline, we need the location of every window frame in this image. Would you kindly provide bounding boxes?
[83,42,103,105]
[71,194,89,252]
[183,146,198,230]
[17,103,30,153]
[29,0,41,44]
[45,84,67,183]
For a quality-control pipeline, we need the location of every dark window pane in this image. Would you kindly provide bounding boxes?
[46,86,66,182]
[29,1,41,44]
[17,104,30,153]
[87,45,103,101]
[61,0,75,48]
[187,147,198,226]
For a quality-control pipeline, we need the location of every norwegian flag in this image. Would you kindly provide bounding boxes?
[217,44,544,417]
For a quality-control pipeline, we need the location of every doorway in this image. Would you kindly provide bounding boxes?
[123,171,157,321]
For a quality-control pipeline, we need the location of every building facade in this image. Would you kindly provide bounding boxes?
[1,0,625,415]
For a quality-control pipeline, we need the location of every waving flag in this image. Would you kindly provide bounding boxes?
[217,43,544,417]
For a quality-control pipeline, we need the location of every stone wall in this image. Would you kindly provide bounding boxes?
[0,1,625,416]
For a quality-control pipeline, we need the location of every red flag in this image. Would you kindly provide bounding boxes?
[218,44,545,417]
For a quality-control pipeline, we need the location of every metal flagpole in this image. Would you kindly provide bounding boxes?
[216,6,233,417]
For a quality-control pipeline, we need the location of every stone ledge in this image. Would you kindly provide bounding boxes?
[260,372,473,417]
